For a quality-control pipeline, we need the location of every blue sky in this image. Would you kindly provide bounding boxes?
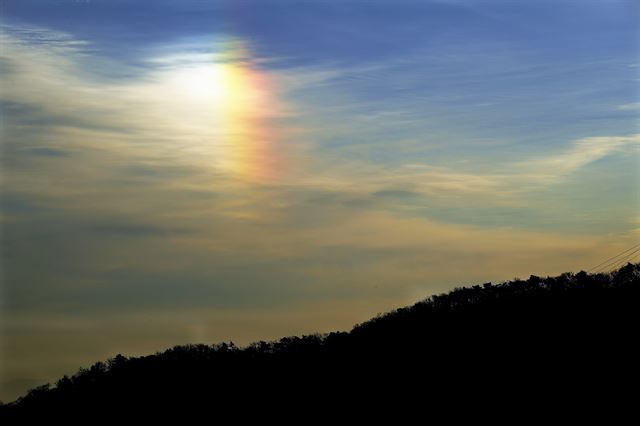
[1,0,638,401]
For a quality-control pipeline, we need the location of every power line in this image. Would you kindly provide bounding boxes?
[593,247,640,273]
[593,248,640,273]
[588,243,640,272]
[598,248,640,272]
[588,242,640,271]
[605,247,640,272]
[626,252,640,264]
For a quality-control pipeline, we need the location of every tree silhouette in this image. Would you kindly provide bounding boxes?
[1,263,638,420]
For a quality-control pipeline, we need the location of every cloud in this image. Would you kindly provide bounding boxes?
[371,189,423,200]
[308,133,639,200]
[24,147,70,157]
[2,19,638,403]
[617,102,640,111]
[512,134,640,187]
[87,221,192,238]
[2,24,636,200]
[2,24,636,246]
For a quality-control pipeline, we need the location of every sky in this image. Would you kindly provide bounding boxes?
[1,0,638,401]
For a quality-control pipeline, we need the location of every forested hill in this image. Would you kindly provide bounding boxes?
[2,263,638,419]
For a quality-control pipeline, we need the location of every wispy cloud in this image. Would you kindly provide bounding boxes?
[2,17,638,403]
[513,134,640,186]
[617,102,640,111]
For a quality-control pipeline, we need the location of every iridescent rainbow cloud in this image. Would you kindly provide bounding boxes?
[217,40,284,183]
[153,38,287,183]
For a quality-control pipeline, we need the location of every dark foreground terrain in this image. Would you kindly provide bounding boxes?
[2,263,638,420]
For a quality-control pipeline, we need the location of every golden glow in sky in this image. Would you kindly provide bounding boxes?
[166,39,283,182]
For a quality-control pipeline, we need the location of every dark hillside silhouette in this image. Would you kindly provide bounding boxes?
[2,263,638,420]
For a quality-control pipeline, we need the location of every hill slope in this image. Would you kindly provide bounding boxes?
[2,263,639,419]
